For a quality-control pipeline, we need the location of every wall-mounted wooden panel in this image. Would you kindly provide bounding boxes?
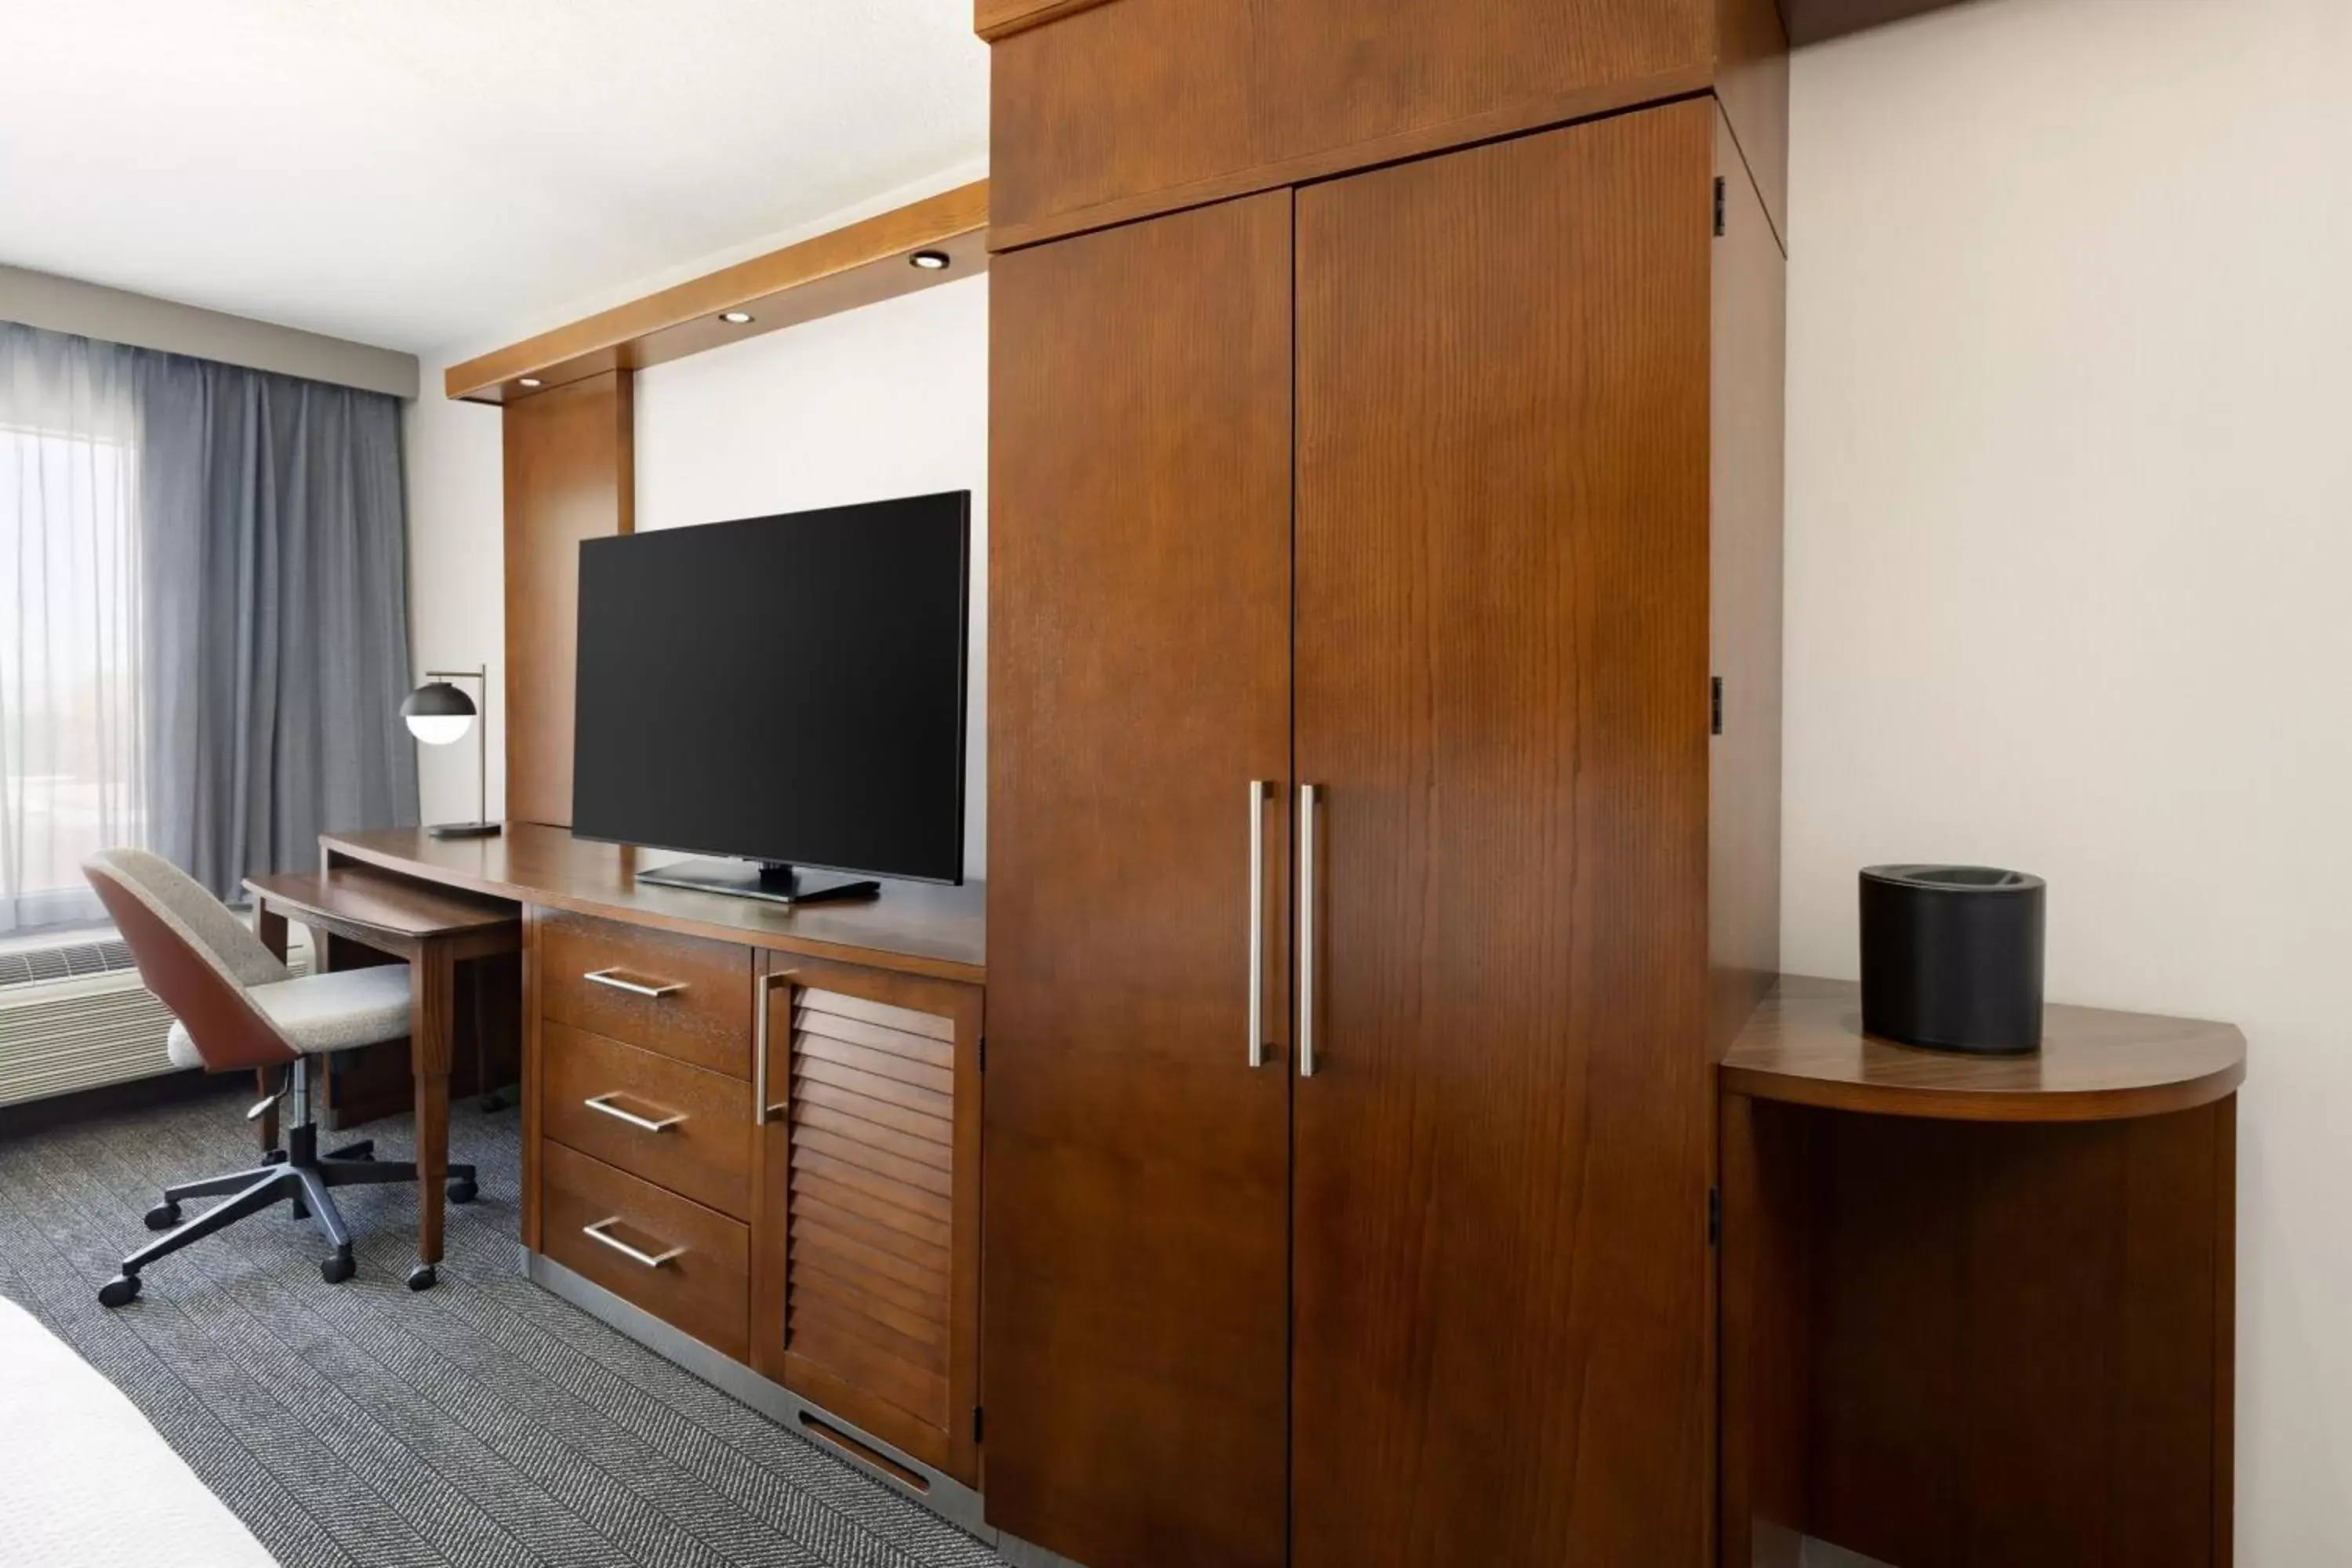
[503,371,633,828]
[448,183,989,405]
[987,0,1716,245]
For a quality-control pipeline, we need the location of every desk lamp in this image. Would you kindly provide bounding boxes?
[401,667,499,839]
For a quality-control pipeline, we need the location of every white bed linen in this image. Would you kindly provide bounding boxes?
[0,1295,280,1567]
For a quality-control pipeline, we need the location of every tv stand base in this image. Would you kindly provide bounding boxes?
[635,856,882,906]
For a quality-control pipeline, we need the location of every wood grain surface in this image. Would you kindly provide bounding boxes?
[751,953,985,1485]
[1721,976,2247,1123]
[973,0,1111,41]
[539,909,754,1079]
[542,1139,751,1361]
[1798,1103,2233,1567]
[321,825,985,984]
[984,191,1294,1568]
[245,868,517,949]
[502,372,633,829]
[1290,101,1717,1568]
[985,0,1713,240]
[446,183,989,404]
[542,1020,755,1218]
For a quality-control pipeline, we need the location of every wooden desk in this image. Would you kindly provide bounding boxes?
[308,823,988,1527]
[245,866,521,1289]
[1719,976,2246,1568]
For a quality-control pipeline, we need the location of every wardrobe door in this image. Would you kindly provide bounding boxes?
[1293,100,1717,1566]
[986,191,1294,1568]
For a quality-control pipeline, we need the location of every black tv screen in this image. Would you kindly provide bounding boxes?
[572,492,970,884]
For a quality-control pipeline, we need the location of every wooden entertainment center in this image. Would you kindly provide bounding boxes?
[424,1,2246,1561]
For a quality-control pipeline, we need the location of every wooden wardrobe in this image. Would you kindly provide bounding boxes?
[982,5,1787,1565]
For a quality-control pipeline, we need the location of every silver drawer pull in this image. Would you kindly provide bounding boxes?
[583,1093,684,1133]
[583,967,683,998]
[582,1217,684,1269]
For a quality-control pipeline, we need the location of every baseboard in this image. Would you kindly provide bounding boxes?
[524,1251,993,1539]
[0,1067,241,1141]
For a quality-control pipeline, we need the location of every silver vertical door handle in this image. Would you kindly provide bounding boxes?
[1298,782,1319,1077]
[1247,779,1270,1068]
[754,969,794,1125]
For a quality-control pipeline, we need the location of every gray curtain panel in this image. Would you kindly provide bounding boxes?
[136,349,419,898]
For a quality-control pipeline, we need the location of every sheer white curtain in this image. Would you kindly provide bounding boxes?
[0,325,145,931]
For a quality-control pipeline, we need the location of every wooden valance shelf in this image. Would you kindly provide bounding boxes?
[445,180,989,405]
[1721,974,2246,1123]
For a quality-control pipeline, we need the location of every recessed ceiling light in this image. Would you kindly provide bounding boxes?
[720,310,754,325]
[517,377,542,388]
[909,250,951,270]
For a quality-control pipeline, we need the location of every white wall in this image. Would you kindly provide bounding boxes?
[1786,1,2352,1557]
[401,273,989,877]
[635,273,989,876]
[401,379,505,826]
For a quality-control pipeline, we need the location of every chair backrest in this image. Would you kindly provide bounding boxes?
[82,848,296,1073]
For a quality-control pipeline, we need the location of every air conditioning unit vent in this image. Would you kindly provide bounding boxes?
[0,938,136,992]
[0,932,312,1110]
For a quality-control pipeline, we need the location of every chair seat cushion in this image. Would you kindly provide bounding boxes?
[165,965,411,1068]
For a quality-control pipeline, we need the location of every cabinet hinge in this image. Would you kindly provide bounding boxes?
[974,1406,984,1443]
[1712,176,1726,237]
[1710,676,1724,736]
[1708,1186,1722,1247]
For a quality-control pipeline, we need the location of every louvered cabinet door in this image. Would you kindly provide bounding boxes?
[750,953,983,1485]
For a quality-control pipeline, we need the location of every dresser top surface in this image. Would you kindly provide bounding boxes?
[1722,975,2245,1123]
[320,823,984,984]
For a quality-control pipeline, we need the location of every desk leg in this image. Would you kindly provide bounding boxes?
[408,942,456,1290]
[253,907,288,1157]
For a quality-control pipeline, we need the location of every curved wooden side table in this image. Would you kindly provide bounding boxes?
[1719,976,2245,1568]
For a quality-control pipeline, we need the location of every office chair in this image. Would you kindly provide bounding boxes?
[82,848,476,1306]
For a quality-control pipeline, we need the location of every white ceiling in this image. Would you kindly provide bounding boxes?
[0,1,990,359]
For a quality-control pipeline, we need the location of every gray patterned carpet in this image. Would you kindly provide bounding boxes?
[0,1085,1005,1568]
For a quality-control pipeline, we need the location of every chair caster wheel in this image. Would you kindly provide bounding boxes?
[98,1274,140,1308]
[446,1178,477,1205]
[143,1202,181,1231]
[321,1248,356,1285]
[406,1264,437,1292]
[261,1149,288,1166]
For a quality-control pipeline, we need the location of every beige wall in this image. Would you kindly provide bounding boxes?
[1785,0,2352,1555]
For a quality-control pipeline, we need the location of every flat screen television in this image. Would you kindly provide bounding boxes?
[572,491,970,905]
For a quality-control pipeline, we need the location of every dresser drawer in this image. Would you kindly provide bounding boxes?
[539,910,752,1077]
[542,1141,750,1362]
[543,1022,753,1219]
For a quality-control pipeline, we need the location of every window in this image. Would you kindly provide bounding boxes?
[0,332,145,932]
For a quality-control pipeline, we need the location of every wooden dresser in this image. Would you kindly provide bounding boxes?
[320,824,985,1523]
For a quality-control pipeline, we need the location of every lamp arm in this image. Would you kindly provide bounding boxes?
[420,666,490,827]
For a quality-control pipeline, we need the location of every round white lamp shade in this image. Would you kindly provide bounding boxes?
[401,681,477,746]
